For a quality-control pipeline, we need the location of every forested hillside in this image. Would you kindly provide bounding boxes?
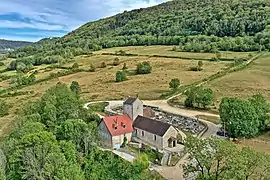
[0,39,32,50]
[9,0,270,64]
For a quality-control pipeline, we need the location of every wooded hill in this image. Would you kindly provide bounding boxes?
[9,0,270,61]
[0,39,32,50]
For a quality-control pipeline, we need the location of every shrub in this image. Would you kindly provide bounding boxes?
[122,63,128,70]
[216,52,222,59]
[0,101,9,117]
[189,66,203,71]
[116,71,127,82]
[100,62,107,68]
[136,61,152,74]
[113,57,120,66]
[16,72,36,86]
[234,58,244,65]
[0,62,5,66]
[89,63,96,72]
[70,81,81,95]
[72,63,79,69]
[169,78,180,90]
[210,57,219,62]
[198,61,203,68]
[116,50,126,55]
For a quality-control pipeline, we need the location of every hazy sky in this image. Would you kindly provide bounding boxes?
[0,0,167,42]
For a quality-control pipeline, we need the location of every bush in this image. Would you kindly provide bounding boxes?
[198,61,203,68]
[16,72,36,86]
[113,57,120,66]
[100,62,107,68]
[72,63,79,69]
[116,71,127,82]
[210,57,219,62]
[189,66,203,71]
[169,78,180,90]
[234,58,244,65]
[136,61,152,74]
[0,101,9,117]
[89,63,96,72]
[122,63,128,70]
[70,81,81,95]
[116,50,126,55]
[88,102,108,112]
[0,62,5,66]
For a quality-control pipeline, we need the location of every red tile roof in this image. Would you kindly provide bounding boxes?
[143,108,155,118]
[103,114,134,136]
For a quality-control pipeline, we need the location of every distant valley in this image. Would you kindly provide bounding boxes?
[0,39,32,51]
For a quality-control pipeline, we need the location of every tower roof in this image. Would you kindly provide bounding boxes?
[123,97,138,105]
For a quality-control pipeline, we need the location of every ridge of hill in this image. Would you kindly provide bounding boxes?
[8,0,270,62]
[0,39,32,50]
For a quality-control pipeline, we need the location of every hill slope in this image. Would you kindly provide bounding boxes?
[10,0,270,60]
[0,39,32,50]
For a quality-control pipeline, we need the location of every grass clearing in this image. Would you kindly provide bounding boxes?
[21,55,229,101]
[196,115,220,125]
[207,53,270,101]
[95,46,256,60]
[238,132,270,154]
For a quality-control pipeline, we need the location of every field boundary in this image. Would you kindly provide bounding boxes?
[98,52,237,62]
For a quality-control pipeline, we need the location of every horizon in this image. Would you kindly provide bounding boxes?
[0,0,167,42]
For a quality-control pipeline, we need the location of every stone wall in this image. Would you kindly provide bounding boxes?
[98,121,112,148]
[135,127,164,149]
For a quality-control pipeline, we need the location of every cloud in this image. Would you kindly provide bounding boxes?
[0,0,167,41]
[0,20,65,31]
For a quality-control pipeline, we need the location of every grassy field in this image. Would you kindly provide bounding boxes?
[22,55,230,101]
[95,46,256,60]
[207,53,270,101]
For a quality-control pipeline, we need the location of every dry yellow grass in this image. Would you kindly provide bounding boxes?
[207,53,270,101]
[95,46,256,60]
[22,55,229,101]
[238,132,270,154]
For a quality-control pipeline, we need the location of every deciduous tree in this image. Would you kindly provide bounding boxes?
[116,71,127,82]
[169,78,180,90]
[219,97,260,138]
[70,81,82,95]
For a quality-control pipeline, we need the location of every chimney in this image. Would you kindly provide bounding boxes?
[112,117,118,130]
